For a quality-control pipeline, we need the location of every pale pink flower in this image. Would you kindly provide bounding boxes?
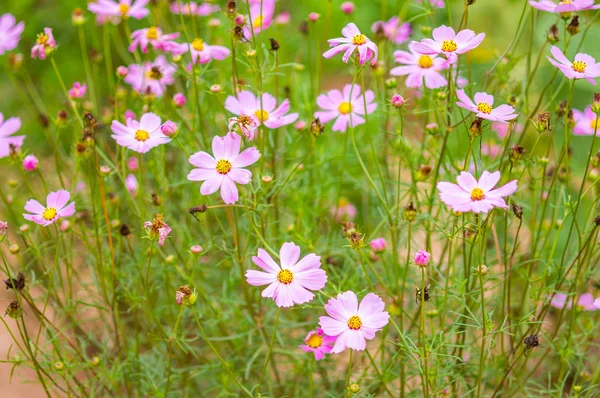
[111,112,171,153]
[371,17,411,44]
[330,199,357,221]
[170,39,230,68]
[529,0,600,13]
[243,0,276,38]
[390,43,448,89]
[492,122,524,139]
[0,113,24,158]
[169,2,219,16]
[129,26,180,53]
[124,55,176,97]
[411,25,484,64]
[573,106,600,135]
[323,23,378,66]
[126,174,139,195]
[31,28,56,60]
[128,156,139,171]
[143,216,171,246]
[245,242,327,308]
[438,171,518,213]
[23,190,76,227]
[414,249,430,266]
[187,133,261,204]
[319,291,390,353]
[456,89,518,122]
[0,14,24,55]
[275,12,290,25]
[299,328,336,360]
[23,155,39,171]
[547,46,600,84]
[551,293,599,311]
[68,82,87,99]
[225,91,298,129]
[369,238,386,253]
[88,0,150,21]
[314,84,377,133]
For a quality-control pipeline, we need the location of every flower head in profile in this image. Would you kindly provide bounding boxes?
[323,23,378,65]
[411,25,485,64]
[314,84,377,133]
[0,113,24,158]
[319,291,390,353]
[31,28,56,60]
[299,328,336,360]
[88,0,150,21]
[0,14,24,55]
[573,106,600,135]
[124,55,176,97]
[390,43,448,89]
[23,190,76,227]
[456,89,518,122]
[245,242,327,308]
[243,0,276,38]
[170,38,230,68]
[228,115,258,141]
[438,171,518,213]
[111,112,171,153]
[129,26,180,53]
[551,293,599,311]
[547,46,600,84]
[225,91,298,129]
[170,2,219,16]
[529,0,600,13]
[68,82,87,99]
[187,133,261,204]
[144,213,171,246]
[371,17,411,44]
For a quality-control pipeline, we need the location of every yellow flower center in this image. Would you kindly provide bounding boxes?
[306,333,323,349]
[338,102,352,114]
[36,33,48,45]
[238,115,252,125]
[352,34,367,45]
[192,38,205,51]
[441,40,458,52]
[590,118,600,130]
[135,129,150,141]
[470,187,485,201]
[253,16,263,29]
[118,3,129,15]
[146,27,159,40]
[418,55,433,69]
[146,67,163,80]
[42,207,57,221]
[571,61,586,73]
[254,110,269,122]
[477,103,493,114]
[277,269,294,284]
[347,315,362,330]
[215,159,232,174]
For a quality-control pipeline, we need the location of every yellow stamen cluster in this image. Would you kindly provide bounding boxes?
[254,110,269,122]
[441,40,458,52]
[418,55,433,69]
[352,34,367,45]
[151,214,166,232]
[470,187,485,201]
[590,118,600,130]
[571,61,586,73]
[135,129,150,141]
[306,333,323,348]
[477,103,493,114]
[347,315,362,330]
[253,16,263,29]
[216,159,232,174]
[42,207,57,221]
[146,27,159,40]
[338,102,352,115]
[277,269,294,284]
[192,38,205,51]
[118,3,129,16]
[36,33,49,45]
[238,115,252,126]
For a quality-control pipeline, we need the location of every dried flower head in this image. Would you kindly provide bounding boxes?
[415,285,431,304]
[523,334,540,356]
[404,202,418,221]
[4,272,25,291]
[4,301,23,318]
[176,285,197,306]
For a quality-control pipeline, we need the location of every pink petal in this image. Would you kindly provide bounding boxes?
[220,175,239,204]
[279,242,300,268]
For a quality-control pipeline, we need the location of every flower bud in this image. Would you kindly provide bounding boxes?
[592,93,600,114]
[341,2,356,14]
[246,49,256,58]
[226,0,237,18]
[509,145,526,163]
[469,118,483,137]
[4,301,22,319]
[161,120,178,137]
[369,238,386,253]
[414,249,430,267]
[72,8,85,26]
[534,111,551,132]
[176,285,197,306]
[310,118,325,136]
[308,12,320,22]
[567,16,579,36]
[476,264,488,275]
[9,243,19,254]
[261,175,273,184]
[23,155,39,171]
[391,94,405,108]
[234,14,245,26]
[116,65,128,78]
[547,24,559,44]
[54,361,65,371]
[512,204,523,219]
[173,93,186,107]
[190,245,203,255]
[294,120,306,131]
[404,202,418,221]
[349,383,360,393]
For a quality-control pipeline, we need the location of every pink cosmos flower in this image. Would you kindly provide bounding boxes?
[438,171,518,213]
[330,199,357,221]
[492,121,524,139]
[573,106,600,135]
[341,2,356,14]
[129,26,180,53]
[126,174,139,195]
[169,2,219,16]
[187,133,261,204]
[299,328,336,360]
[124,55,176,97]
[411,25,484,64]
[414,249,431,267]
[275,12,291,25]
[547,46,600,84]
[228,116,258,141]
[88,0,150,21]
[371,17,411,44]
[23,190,76,227]
[369,238,386,253]
[456,89,518,122]
[0,14,24,55]
[23,155,39,171]
[314,84,377,133]
[245,242,327,308]
[31,28,56,60]
[243,0,276,39]
[319,291,390,353]
[390,43,448,89]
[170,39,230,68]
[68,82,87,99]
[323,23,378,66]
[143,216,171,246]
[0,113,24,158]
[481,142,501,158]
[550,293,599,311]
[225,91,298,129]
[111,112,171,153]
[529,0,600,13]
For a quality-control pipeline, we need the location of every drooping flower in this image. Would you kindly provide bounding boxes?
[550,293,599,311]
[23,190,76,227]
[313,84,377,133]
[88,0,150,21]
[371,17,411,44]
[547,46,600,84]
[144,214,171,246]
[245,242,327,308]
[110,112,171,153]
[573,106,600,135]
[31,28,56,60]
[243,0,276,38]
[68,82,87,99]
[23,155,39,171]
[529,0,600,13]
[128,26,180,53]
[170,38,230,68]
[319,291,390,353]
[369,238,386,253]
[323,23,378,65]
[437,171,518,213]
[411,25,484,64]
[456,90,519,122]
[225,91,298,130]
[414,249,431,267]
[124,55,176,97]
[187,133,261,204]
[0,14,24,55]
[169,2,219,16]
[390,43,448,89]
[299,328,337,360]
[0,113,24,158]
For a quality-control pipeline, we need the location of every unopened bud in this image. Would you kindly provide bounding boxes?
[509,145,526,162]
[72,8,85,25]
[349,383,360,393]
[534,112,551,132]
[547,24,559,44]
[592,93,600,114]
[567,16,579,36]
[310,118,325,136]
[512,204,523,219]
[404,202,418,222]
[469,118,483,137]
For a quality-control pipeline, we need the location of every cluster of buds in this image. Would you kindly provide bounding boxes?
[533,112,551,132]
[176,285,197,306]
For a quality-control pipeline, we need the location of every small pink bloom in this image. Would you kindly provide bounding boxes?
[111,112,171,153]
[551,292,599,311]
[228,116,258,141]
[225,91,298,129]
[371,17,411,44]
[309,12,320,22]
[234,14,246,26]
[411,25,485,64]
[275,12,290,25]
[341,2,356,14]
[330,199,357,221]
[0,113,24,159]
[369,238,386,253]
[0,14,24,55]
[143,217,171,246]
[319,291,390,353]
[59,220,70,232]
[68,82,87,99]
[161,120,178,136]
[0,220,7,237]
[187,133,261,204]
[124,55,176,97]
[128,156,139,171]
[175,290,185,305]
[529,0,600,13]
[299,328,337,360]
[414,249,430,266]
[23,190,76,227]
[573,106,600,135]
[170,39,230,68]
[124,109,136,121]
[456,89,518,122]
[117,65,128,78]
[23,155,39,171]
[243,0,276,39]
[126,174,139,195]
[190,245,203,254]
[31,28,56,60]
[295,120,307,131]
[492,122,524,139]
[438,170,518,214]
[169,2,219,16]
[391,94,405,108]
[323,23,378,66]
[390,43,449,89]
[314,84,377,133]
[547,46,600,85]
[128,26,180,53]
[88,0,150,21]
[173,93,186,107]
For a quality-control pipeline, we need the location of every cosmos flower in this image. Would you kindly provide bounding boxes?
[124,55,176,97]
[170,38,230,68]
[371,17,411,44]
[68,82,87,99]
[243,0,276,38]
[228,116,258,141]
[369,238,386,253]
[143,214,171,246]
[225,91,298,130]
[31,28,56,60]
[128,26,180,53]
[110,112,171,153]
[0,113,24,158]
[414,249,431,267]
[323,23,378,66]
[169,1,219,16]
[330,198,357,221]
[529,0,600,13]
[245,242,327,308]
[550,293,599,311]
[0,14,24,55]
[456,90,518,122]
[314,84,377,132]
[299,328,336,360]
[573,106,600,135]
[23,190,76,227]
[187,133,261,204]
[437,171,518,213]
[390,43,449,89]
[319,291,390,353]
[23,155,39,171]
[88,0,150,20]
[411,25,485,64]
[547,46,600,85]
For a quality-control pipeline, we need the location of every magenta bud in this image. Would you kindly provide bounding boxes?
[23,155,39,171]
[161,120,178,137]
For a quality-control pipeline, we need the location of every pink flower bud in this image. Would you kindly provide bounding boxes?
[127,156,139,171]
[161,120,178,137]
[275,12,290,25]
[173,93,186,107]
[68,82,87,99]
[208,18,221,27]
[391,94,405,108]
[210,84,222,93]
[190,245,203,254]
[414,249,431,267]
[294,120,307,131]
[124,110,136,121]
[308,12,320,22]
[369,238,387,253]
[59,220,71,232]
[341,2,355,14]
[23,155,39,171]
[126,174,139,195]
[234,14,246,26]
[117,65,128,78]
